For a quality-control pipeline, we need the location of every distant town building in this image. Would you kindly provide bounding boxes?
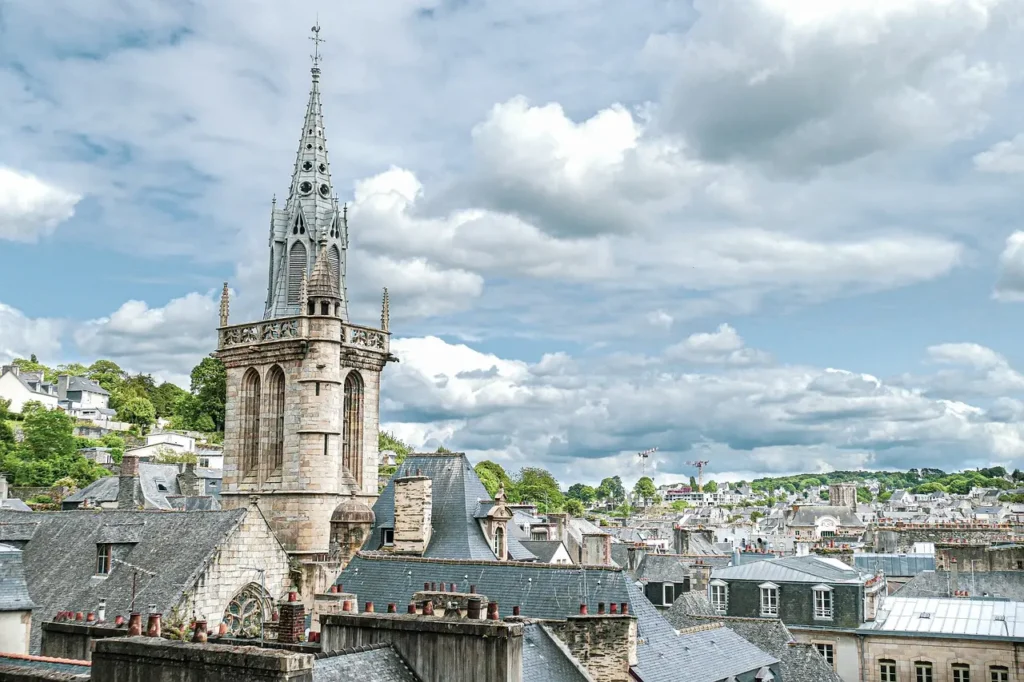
[0,366,58,412]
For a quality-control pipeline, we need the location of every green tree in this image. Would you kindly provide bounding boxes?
[856,487,873,503]
[633,476,658,506]
[565,498,585,517]
[98,433,126,464]
[670,500,690,512]
[154,448,198,465]
[689,476,697,489]
[703,480,718,493]
[19,402,76,461]
[12,357,55,381]
[1013,469,1024,482]
[878,489,892,502]
[567,483,597,504]
[117,396,156,429]
[597,476,626,504]
[750,510,765,522]
[475,461,513,498]
[516,467,564,512]
[820,490,830,501]
[87,360,127,393]
[56,362,89,377]
[912,482,947,494]
[189,357,227,431]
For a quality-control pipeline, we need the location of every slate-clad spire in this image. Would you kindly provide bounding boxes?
[264,23,349,321]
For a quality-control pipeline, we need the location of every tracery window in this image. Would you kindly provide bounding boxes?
[264,366,285,475]
[241,369,262,477]
[222,583,270,637]
[493,525,505,559]
[342,371,364,486]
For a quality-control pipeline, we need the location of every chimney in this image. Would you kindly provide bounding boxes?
[57,374,70,400]
[549,611,639,682]
[548,513,568,542]
[117,455,142,509]
[393,474,433,554]
[177,462,200,497]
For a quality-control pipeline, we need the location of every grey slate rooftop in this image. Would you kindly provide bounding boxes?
[0,509,251,653]
[519,540,568,564]
[366,453,534,562]
[63,375,110,396]
[333,554,777,682]
[712,554,867,584]
[0,543,35,612]
[62,463,221,510]
[313,643,421,681]
[896,570,1024,601]
[665,594,841,682]
[634,554,691,583]
[787,505,865,527]
[522,623,594,682]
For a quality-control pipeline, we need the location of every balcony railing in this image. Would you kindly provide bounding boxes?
[218,316,389,354]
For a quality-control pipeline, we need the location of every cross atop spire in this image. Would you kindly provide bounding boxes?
[310,22,325,71]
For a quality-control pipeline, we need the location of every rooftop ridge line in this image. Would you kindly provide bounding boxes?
[354,551,623,572]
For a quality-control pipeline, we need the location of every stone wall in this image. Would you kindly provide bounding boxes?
[0,664,88,682]
[581,534,612,566]
[861,633,1023,682]
[872,525,1020,552]
[393,476,432,555]
[673,528,715,555]
[183,504,292,628]
[546,615,637,682]
[936,543,1024,572]
[91,637,313,682]
[40,623,126,662]
[320,612,522,682]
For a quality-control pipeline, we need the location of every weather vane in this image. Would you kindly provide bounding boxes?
[310,21,325,67]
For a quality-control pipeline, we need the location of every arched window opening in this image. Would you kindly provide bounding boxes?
[334,303,340,316]
[307,301,315,315]
[264,366,285,475]
[241,369,261,477]
[287,241,307,305]
[493,526,504,559]
[320,301,330,315]
[342,371,364,486]
[222,583,272,637]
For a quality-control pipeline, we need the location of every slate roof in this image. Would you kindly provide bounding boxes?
[64,376,110,396]
[520,541,568,564]
[366,454,534,562]
[853,553,935,577]
[0,543,35,611]
[788,505,865,527]
[63,464,221,511]
[663,594,841,682]
[712,555,867,585]
[332,554,777,682]
[635,554,691,583]
[0,498,31,512]
[896,570,1024,601]
[313,643,421,681]
[0,509,250,653]
[522,623,594,682]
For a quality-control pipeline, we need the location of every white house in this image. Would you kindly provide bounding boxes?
[56,374,115,422]
[0,366,59,413]
[197,447,224,470]
[147,431,197,451]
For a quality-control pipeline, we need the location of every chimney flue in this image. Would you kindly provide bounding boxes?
[467,597,482,620]
[621,602,629,615]
[486,602,499,620]
[610,603,618,614]
[597,602,605,614]
[579,604,588,615]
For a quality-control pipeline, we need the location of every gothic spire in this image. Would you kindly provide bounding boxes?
[285,23,335,216]
[308,243,340,299]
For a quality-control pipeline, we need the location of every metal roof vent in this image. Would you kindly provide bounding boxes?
[919,613,932,619]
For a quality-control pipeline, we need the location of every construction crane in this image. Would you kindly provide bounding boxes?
[686,460,710,492]
[637,447,658,476]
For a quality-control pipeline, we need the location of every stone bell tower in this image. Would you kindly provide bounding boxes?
[215,25,393,594]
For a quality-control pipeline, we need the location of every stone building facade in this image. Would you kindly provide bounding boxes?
[215,27,393,602]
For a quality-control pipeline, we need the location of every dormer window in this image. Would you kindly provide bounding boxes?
[492,526,505,559]
[710,579,728,614]
[381,528,394,547]
[96,544,112,575]
[813,584,833,620]
[759,582,779,617]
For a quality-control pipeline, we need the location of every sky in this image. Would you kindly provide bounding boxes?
[3,0,1024,488]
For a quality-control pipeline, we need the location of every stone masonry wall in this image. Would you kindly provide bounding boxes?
[184,506,292,628]
[936,543,1024,572]
[321,613,522,682]
[40,622,125,662]
[91,637,313,682]
[546,615,637,682]
[393,477,432,554]
[862,634,1022,682]
[872,526,1020,552]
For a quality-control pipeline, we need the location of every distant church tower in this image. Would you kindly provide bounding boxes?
[215,25,391,590]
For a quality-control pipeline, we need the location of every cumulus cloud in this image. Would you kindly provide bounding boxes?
[974,134,1024,174]
[994,231,1024,302]
[665,324,771,365]
[649,0,1008,171]
[74,292,219,385]
[913,342,1024,397]
[0,168,81,242]
[0,302,63,365]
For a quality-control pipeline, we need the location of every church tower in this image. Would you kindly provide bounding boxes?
[215,25,392,593]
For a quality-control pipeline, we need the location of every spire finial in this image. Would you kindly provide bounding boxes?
[299,271,309,313]
[219,282,230,327]
[381,287,390,332]
[310,21,325,70]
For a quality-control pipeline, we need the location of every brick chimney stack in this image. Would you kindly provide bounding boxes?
[393,474,432,554]
[117,455,142,509]
[547,611,639,682]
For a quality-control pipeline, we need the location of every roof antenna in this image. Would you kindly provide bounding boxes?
[310,19,325,68]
